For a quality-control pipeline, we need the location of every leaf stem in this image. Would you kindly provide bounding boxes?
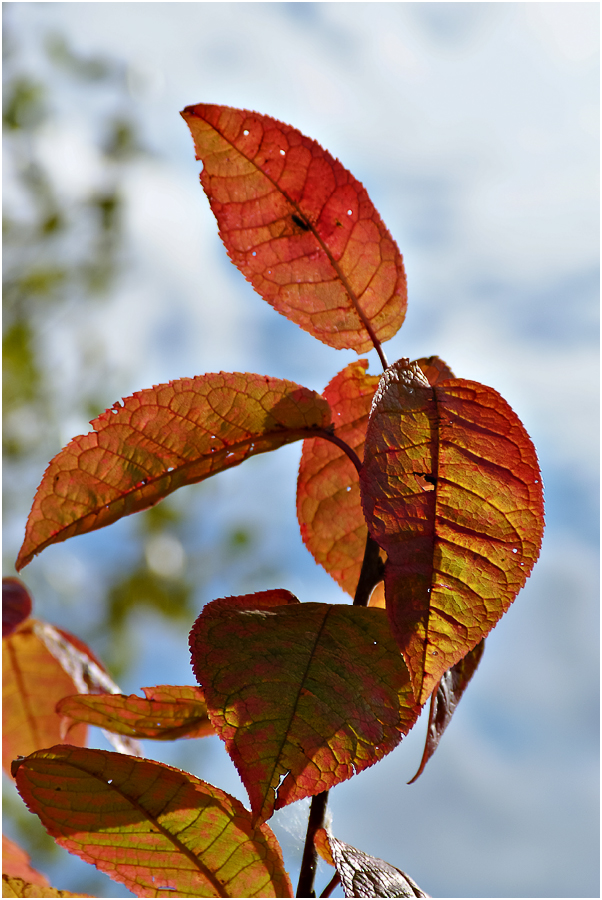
[353,533,385,607]
[296,790,330,898]
[312,429,363,475]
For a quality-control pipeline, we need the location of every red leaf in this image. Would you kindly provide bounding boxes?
[3,621,87,775]
[320,829,429,898]
[181,104,407,355]
[13,746,293,898]
[2,834,50,886]
[297,360,382,596]
[407,639,485,784]
[16,372,331,570]
[189,590,420,823]
[297,358,453,599]
[360,359,544,703]
[56,685,214,741]
[2,578,32,638]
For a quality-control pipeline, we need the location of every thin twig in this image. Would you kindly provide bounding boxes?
[297,790,330,897]
[312,429,363,475]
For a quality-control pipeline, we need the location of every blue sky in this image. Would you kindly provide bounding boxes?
[3,3,599,898]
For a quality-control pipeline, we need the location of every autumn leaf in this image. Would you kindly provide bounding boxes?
[408,640,484,784]
[16,372,331,570]
[297,360,383,597]
[2,578,32,638]
[360,358,544,703]
[181,104,407,358]
[319,830,429,898]
[189,590,420,823]
[2,876,95,898]
[3,621,87,775]
[57,685,214,741]
[13,746,293,898]
[297,357,453,600]
[2,834,50,886]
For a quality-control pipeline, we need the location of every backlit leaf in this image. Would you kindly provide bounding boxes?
[408,640,484,784]
[322,831,429,898]
[16,372,331,570]
[2,621,87,775]
[297,358,452,598]
[360,359,544,703]
[57,685,214,741]
[181,104,407,354]
[2,834,50,886]
[189,590,420,823]
[297,360,383,597]
[13,746,293,898]
[2,578,32,637]
[1,876,94,898]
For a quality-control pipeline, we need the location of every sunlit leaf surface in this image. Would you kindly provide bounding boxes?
[13,746,293,898]
[17,373,331,570]
[361,358,544,702]
[189,590,420,823]
[2,621,87,775]
[181,104,407,353]
[57,685,214,741]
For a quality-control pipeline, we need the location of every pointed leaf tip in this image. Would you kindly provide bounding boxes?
[190,591,420,823]
[360,358,544,703]
[181,103,407,353]
[14,746,293,898]
[16,372,330,569]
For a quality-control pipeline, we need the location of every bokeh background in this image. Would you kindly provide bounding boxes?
[3,3,599,898]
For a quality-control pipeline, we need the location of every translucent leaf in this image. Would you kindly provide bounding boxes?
[297,357,452,598]
[13,746,293,898]
[189,590,420,823]
[360,359,544,702]
[2,621,87,775]
[17,372,331,570]
[57,685,214,741]
[181,104,407,355]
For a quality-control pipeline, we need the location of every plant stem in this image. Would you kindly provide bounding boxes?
[296,790,330,898]
[313,429,363,475]
[296,535,385,897]
[354,533,385,607]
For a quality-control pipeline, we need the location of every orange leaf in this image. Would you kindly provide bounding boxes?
[2,876,95,898]
[2,579,32,638]
[360,359,544,703]
[3,621,87,776]
[56,685,214,741]
[408,640,485,784]
[16,372,331,570]
[313,828,335,867]
[297,358,450,600]
[2,835,50,886]
[13,746,293,898]
[297,360,382,596]
[181,104,407,356]
[189,590,420,823]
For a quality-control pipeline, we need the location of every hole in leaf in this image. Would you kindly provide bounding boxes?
[280,148,285,155]
[347,209,352,215]
[252,251,257,256]
[243,129,249,135]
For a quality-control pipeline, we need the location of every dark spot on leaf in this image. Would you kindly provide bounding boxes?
[292,213,310,232]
